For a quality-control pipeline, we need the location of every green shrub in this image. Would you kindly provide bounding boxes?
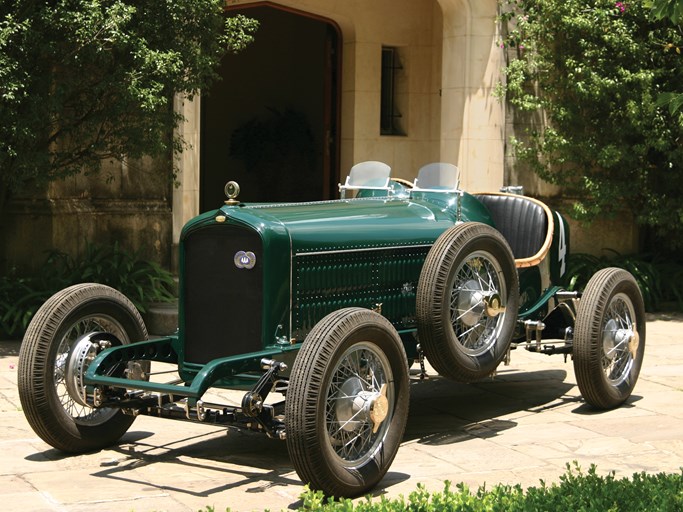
[211,463,681,511]
[498,0,683,255]
[0,243,175,338]
[562,252,683,311]
[0,274,52,339]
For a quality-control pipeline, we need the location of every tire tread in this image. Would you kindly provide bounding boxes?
[286,308,409,497]
[573,268,645,409]
[18,283,147,452]
[416,223,519,382]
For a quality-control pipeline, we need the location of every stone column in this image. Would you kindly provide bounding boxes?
[438,0,505,191]
[172,94,201,265]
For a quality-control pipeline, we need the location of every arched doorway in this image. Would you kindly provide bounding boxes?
[200,4,341,209]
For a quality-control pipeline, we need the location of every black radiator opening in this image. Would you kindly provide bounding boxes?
[182,225,264,364]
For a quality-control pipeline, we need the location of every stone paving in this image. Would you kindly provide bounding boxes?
[1,312,681,511]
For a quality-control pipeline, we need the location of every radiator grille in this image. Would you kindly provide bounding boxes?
[182,225,263,364]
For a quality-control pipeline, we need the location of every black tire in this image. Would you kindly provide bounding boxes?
[573,268,646,409]
[18,283,148,453]
[416,223,519,382]
[286,308,410,498]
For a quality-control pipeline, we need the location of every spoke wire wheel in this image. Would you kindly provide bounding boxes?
[18,283,148,453]
[55,314,129,425]
[417,223,519,382]
[286,308,409,498]
[601,293,638,386]
[573,268,646,409]
[325,342,393,466]
[450,250,507,356]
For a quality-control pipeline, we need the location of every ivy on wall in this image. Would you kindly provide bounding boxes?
[498,0,683,254]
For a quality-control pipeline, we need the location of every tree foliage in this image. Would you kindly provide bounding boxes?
[646,0,683,114]
[647,0,683,24]
[0,0,257,210]
[499,0,683,254]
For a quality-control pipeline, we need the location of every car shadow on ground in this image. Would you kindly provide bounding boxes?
[25,365,581,505]
[11,354,585,509]
[371,367,581,496]
[404,367,577,442]
[95,428,298,498]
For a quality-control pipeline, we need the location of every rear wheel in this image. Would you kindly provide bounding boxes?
[286,308,409,498]
[417,223,519,382]
[18,283,148,452]
[573,268,645,409]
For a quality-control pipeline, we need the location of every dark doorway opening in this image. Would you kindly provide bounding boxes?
[200,5,341,209]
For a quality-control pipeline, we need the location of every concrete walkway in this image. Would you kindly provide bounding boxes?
[1,312,681,511]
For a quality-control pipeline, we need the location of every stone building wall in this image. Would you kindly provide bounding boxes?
[0,157,173,274]
[0,0,639,276]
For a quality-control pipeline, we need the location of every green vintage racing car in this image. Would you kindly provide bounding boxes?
[18,161,645,497]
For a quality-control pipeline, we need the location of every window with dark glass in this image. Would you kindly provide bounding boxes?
[380,46,405,136]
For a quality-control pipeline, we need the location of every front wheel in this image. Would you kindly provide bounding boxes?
[573,268,646,409]
[18,283,148,452]
[286,308,410,498]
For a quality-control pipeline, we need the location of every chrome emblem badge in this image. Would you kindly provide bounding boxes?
[234,251,256,270]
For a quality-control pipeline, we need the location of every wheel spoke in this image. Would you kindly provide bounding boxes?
[455,322,484,346]
[601,294,636,385]
[447,251,506,357]
[452,301,482,324]
[324,342,393,465]
[51,314,129,424]
[340,423,373,458]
